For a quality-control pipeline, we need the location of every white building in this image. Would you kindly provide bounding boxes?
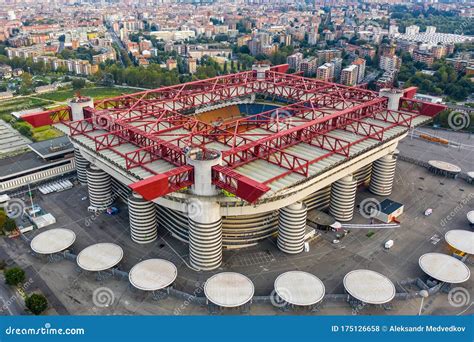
[425,26,436,34]
[405,25,420,35]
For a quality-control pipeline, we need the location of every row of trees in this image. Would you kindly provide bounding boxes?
[98,63,180,88]
[2,266,48,315]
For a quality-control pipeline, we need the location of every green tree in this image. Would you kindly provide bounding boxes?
[72,78,86,90]
[25,293,48,315]
[19,72,33,94]
[4,267,25,286]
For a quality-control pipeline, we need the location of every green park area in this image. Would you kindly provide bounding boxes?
[0,86,140,142]
[35,86,140,103]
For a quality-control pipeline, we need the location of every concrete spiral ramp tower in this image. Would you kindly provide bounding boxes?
[86,164,113,210]
[74,147,89,185]
[369,153,397,196]
[186,149,223,271]
[128,193,158,244]
[277,202,307,254]
[329,175,357,222]
[188,201,223,271]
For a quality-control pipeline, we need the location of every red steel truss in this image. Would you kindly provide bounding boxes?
[21,65,446,203]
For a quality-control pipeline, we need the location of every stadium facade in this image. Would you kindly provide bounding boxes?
[23,64,446,271]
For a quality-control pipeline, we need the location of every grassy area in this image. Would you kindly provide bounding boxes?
[31,125,64,141]
[35,86,140,102]
[0,86,140,143]
[0,97,63,142]
[0,97,53,117]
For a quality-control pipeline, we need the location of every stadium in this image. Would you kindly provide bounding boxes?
[22,64,446,272]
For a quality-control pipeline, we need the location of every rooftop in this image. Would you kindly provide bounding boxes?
[28,136,72,159]
[24,66,445,203]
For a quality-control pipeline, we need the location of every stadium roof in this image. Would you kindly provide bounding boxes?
[21,65,446,203]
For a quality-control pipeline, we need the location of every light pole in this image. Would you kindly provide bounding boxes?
[418,290,429,315]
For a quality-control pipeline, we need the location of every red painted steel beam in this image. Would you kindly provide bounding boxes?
[399,98,446,117]
[22,107,71,127]
[211,165,271,203]
[129,165,194,201]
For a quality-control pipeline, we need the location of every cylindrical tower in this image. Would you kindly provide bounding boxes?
[86,164,113,210]
[379,88,403,111]
[186,148,222,196]
[369,153,397,196]
[67,96,94,121]
[252,64,271,80]
[329,175,357,222]
[277,202,307,254]
[74,147,89,185]
[188,200,223,271]
[128,193,157,244]
[185,148,223,271]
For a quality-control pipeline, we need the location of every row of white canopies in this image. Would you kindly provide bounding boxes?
[30,228,472,308]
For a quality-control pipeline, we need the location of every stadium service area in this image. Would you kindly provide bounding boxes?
[2,64,472,315]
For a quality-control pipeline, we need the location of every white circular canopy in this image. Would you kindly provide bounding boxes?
[343,269,396,305]
[76,243,123,272]
[129,259,177,291]
[467,211,474,225]
[30,228,76,255]
[428,160,461,173]
[204,272,254,308]
[445,230,474,255]
[419,253,470,284]
[274,271,325,306]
